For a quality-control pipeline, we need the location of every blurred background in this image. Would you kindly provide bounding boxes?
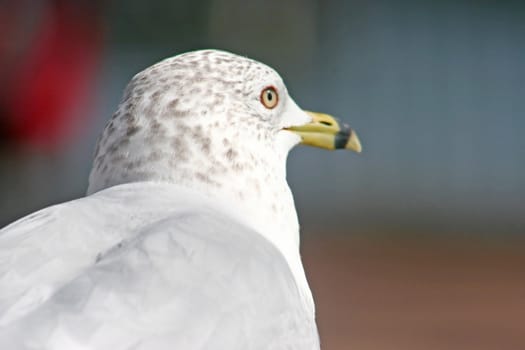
[1,0,524,349]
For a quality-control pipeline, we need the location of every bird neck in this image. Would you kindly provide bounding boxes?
[175,152,301,253]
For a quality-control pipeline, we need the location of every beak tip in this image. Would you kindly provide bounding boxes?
[346,132,362,153]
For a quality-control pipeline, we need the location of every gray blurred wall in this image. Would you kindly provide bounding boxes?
[1,0,524,234]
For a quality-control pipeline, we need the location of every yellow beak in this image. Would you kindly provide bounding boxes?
[284,111,362,152]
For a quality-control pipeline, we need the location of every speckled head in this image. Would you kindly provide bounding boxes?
[87,50,311,203]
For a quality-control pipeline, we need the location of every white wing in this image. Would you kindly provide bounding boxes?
[0,183,319,350]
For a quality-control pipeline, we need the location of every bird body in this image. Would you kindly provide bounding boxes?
[0,183,318,349]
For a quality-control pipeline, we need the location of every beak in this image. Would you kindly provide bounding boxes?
[284,111,362,152]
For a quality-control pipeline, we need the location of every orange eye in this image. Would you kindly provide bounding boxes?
[260,86,279,109]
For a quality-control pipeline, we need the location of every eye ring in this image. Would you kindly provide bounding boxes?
[260,86,279,109]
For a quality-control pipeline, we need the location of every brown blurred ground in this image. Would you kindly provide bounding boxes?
[302,234,525,350]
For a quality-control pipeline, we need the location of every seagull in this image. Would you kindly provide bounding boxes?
[0,49,361,349]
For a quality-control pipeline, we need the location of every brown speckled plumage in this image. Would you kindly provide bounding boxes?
[89,50,291,194]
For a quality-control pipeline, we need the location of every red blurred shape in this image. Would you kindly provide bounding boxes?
[2,1,103,150]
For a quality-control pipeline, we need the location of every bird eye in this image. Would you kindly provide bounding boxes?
[260,86,279,109]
